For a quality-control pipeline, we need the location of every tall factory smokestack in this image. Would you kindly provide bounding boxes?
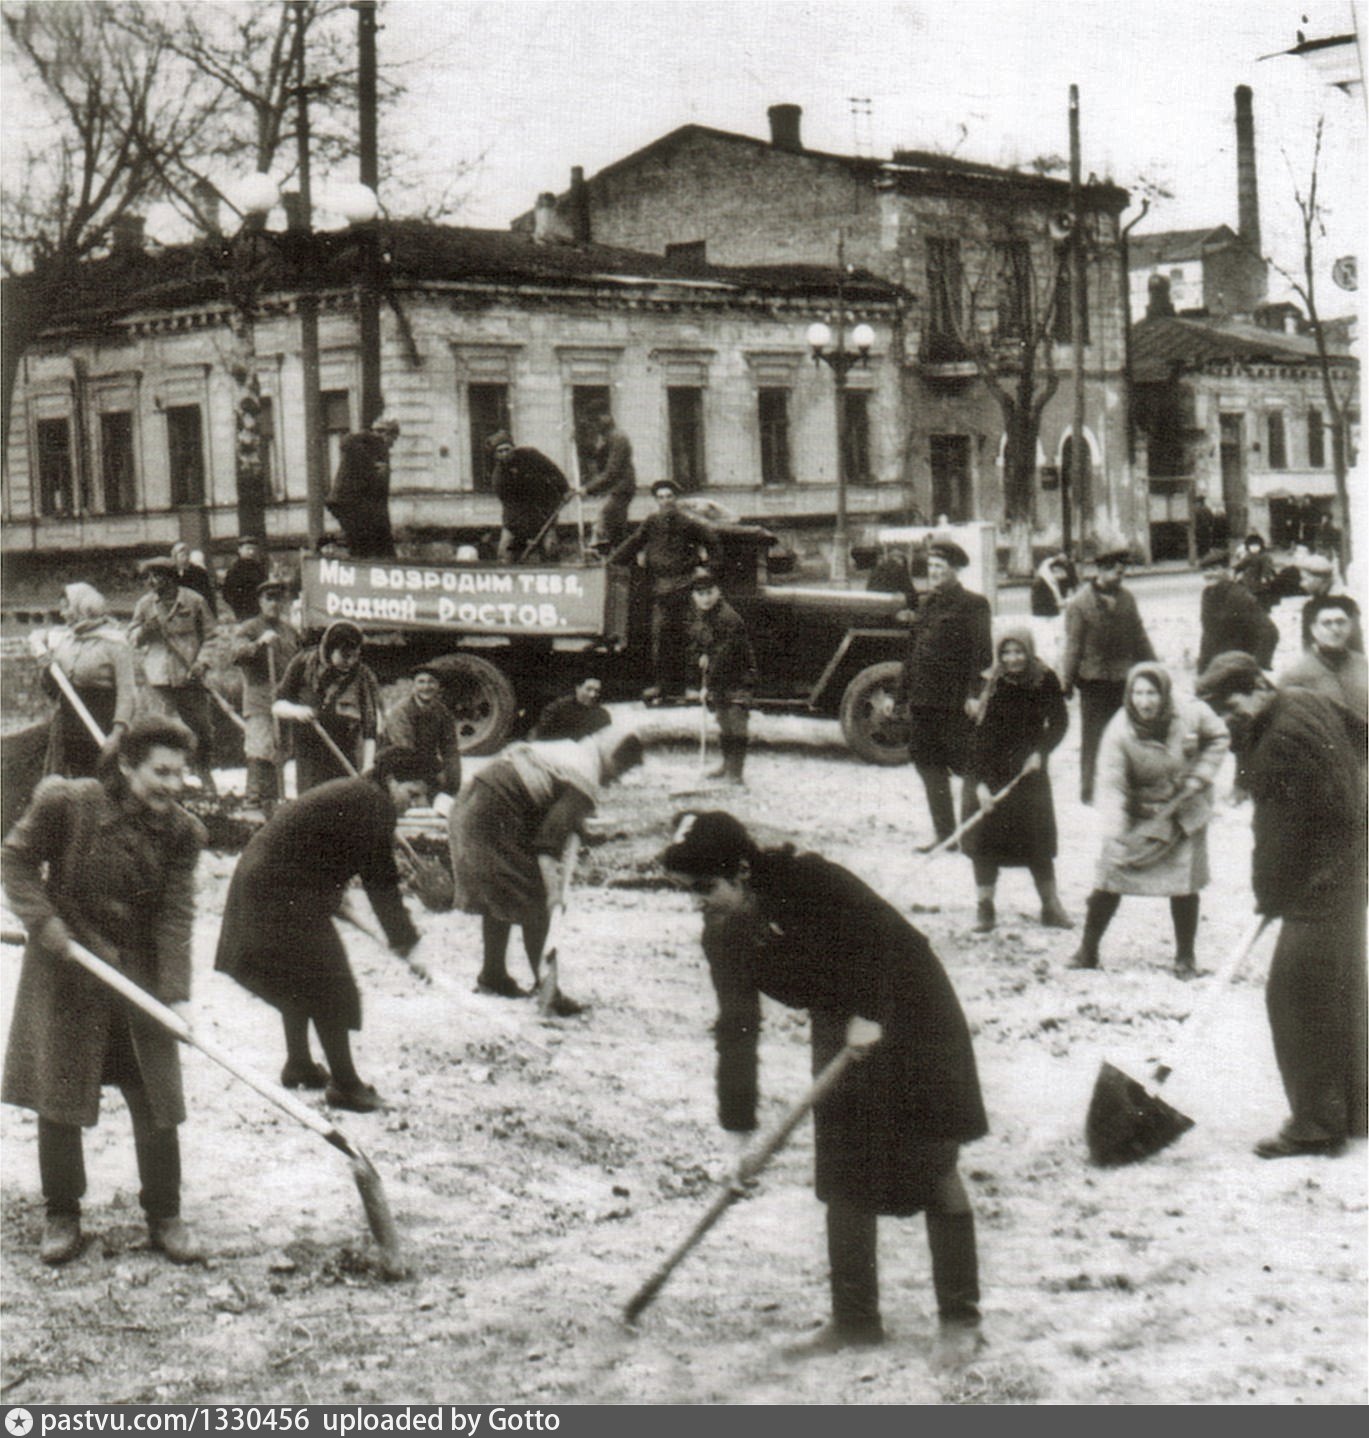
[1235,85,1260,253]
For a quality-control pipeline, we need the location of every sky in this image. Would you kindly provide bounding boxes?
[2,0,1363,314]
[377,0,1366,311]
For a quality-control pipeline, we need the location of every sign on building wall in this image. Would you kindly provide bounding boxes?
[300,555,625,638]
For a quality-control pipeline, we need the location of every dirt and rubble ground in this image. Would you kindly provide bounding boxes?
[1,593,1365,1407]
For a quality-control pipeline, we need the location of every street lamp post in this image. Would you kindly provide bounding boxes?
[806,248,875,585]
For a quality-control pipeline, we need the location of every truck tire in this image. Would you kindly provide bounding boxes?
[432,653,518,756]
[839,661,910,766]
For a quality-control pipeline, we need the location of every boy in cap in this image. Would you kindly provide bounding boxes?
[895,539,992,846]
[610,478,716,702]
[327,414,400,559]
[1060,548,1155,804]
[487,431,569,562]
[229,578,302,818]
[385,663,462,801]
[687,569,756,785]
[1195,653,1366,1158]
[1197,549,1278,673]
[660,811,988,1368]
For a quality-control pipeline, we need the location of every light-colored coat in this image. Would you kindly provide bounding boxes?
[1093,698,1229,895]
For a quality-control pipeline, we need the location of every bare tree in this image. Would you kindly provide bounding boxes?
[1272,117,1358,568]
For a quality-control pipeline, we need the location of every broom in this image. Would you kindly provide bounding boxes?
[1085,915,1273,1166]
[1,929,406,1278]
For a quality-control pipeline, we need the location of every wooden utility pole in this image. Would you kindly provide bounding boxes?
[356,0,383,428]
[292,0,326,545]
[832,231,850,586]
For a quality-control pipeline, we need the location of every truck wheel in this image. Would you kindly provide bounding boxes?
[839,662,910,766]
[434,653,518,755]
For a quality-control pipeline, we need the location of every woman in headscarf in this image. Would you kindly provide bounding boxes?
[272,619,382,794]
[43,584,139,779]
[448,726,645,1013]
[1029,554,1073,670]
[1069,663,1229,975]
[962,627,1071,933]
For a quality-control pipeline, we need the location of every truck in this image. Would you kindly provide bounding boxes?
[299,523,922,765]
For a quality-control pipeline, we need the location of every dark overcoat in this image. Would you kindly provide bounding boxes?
[494,447,568,540]
[2,776,205,1128]
[214,777,417,1029]
[962,670,1068,866]
[1198,578,1278,672]
[1061,584,1155,688]
[702,849,987,1215]
[687,598,757,705]
[896,582,993,712]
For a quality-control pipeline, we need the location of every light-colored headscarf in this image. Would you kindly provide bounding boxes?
[1124,662,1174,742]
[1034,554,1068,609]
[63,582,107,626]
[505,723,637,809]
[976,625,1046,723]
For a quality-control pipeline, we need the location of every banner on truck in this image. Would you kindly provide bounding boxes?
[301,557,616,637]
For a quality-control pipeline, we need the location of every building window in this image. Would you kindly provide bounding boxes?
[571,385,611,481]
[35,417,75,517]
[1267,411,1287,469]
[925,238,963,338]
[1307,406,1325,468]
[99,411,137,514]
[468,382,511,493]
[758,389,791,486]
[257,396,279,498]
[929,434,972,521]
[842,391,872,485]
[166,405,205,507]
[995,239,1032,340]
[667,386,706,491]
[322,390,351,480]
[1053,248,1090,343]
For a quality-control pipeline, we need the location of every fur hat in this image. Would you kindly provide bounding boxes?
[660,810,756,880]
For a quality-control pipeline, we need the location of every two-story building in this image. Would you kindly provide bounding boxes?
[2,222,908,567]
[524,103,1137,559]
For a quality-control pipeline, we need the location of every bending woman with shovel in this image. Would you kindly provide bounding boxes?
[1069,663,1228,976]
[2,717,206,1266]
[660,812,988,1370]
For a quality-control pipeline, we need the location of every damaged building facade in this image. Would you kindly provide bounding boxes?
[1,224,905,560]
[526,103,1138,560]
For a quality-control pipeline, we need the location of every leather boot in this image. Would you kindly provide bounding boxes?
[927,1209,980,1326]
[40,1213,83,1266]
[723,735,747,786]
[1067,892,1118,969]
[149,1215,203,1264]
[972,896,996,934]
[1036,878,1075,930]
[785,1198,885,1356]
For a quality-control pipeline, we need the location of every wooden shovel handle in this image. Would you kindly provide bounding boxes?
[917,765,1030,863]
[48,664,108,747]
[624,1045,859,1322]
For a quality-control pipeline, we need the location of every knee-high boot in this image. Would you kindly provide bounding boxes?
[926,1210,980,1326]
[1068,891,1120,969]
[826,1198,883,1339]
[916,764,956,844]
[723,734,747,785]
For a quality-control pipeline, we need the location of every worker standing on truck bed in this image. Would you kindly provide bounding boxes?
[326,414,400,560]
[610,479,716,704]
[580,402,636,555]
[487,431,569,562]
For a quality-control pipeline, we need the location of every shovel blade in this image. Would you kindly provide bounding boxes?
[1085,1061,1195,1167]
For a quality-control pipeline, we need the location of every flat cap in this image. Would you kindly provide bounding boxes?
[256,577,289,595]
[1194,650,1264,704]
[659,811,755,880]
[1093,547,1133,567]
[139,557,177,576]
[651,478,682,496]
[928,539,970,568]
[1296,551,1334,576]
[690,565,720,590]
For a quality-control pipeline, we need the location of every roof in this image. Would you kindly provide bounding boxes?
[1131,315,1358,383]
[521,122,1129,224]
[1129,226,1241,267]
[4,220,906,337]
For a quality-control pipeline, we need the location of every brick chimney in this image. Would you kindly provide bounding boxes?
[570,166,591,244]
[533,192,558,244]
[111,215,145,254]
[1235,85,1260,253]
[768,103,803,152]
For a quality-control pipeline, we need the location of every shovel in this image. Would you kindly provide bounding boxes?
[914,765,1031,864]
[48,664,110,749]
[0,929,406,1278]
[304,716,454,912]
[1085,915,1273,1166]
[625,1044,859,1323]
[535,832,582,1018]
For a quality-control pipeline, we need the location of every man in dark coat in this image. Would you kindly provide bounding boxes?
[580,403,636,553]
[531,677,611,741]
[1197,550,1279,673]
[384,664,462,800]
[222,536,270,623]
[661,812,988,1369]
[610,479,716,702]
[2,717,206,1265]
[687,567,758,785]
[1277,595,1369,748]
[487,431,569,562]
[326,415,400,559]
[169,541,219,616]
[1297,551,1363,653]
[1061,548,1156,804]
[1195,654,1366,1158]
[214,748,429,1112]
[896,540,993,845]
